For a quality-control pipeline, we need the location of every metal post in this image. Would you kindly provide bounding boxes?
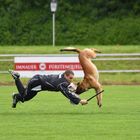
[52,13,55,47]
[50,0,57,47]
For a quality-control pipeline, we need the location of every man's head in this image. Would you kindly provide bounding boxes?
[63,70,74,82]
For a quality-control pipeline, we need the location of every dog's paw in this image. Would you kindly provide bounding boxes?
[97,101,102,108]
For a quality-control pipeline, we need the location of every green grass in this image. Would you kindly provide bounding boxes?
[0,85,140,140]
[1,73,140,85]
[100,73,140,85]
[0,45,140,54]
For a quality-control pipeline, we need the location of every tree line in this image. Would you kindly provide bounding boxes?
[0,0,140,45]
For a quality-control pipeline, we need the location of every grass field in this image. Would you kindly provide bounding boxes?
[1,73,140,85]
[0,45,140,54]
[0,85,140,140]
[0,45,140,139]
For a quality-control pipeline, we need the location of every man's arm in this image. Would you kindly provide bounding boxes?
[58,82,88,105]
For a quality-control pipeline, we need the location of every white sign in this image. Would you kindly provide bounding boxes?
[14,56,84,78]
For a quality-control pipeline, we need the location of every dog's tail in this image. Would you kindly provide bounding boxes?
[60,47,80,53]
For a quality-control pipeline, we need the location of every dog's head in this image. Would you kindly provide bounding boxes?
[75,82,87,95]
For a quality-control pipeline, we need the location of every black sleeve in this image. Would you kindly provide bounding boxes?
[58,82,81,105]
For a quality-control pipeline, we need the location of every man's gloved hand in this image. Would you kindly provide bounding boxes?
[80,99,88,105]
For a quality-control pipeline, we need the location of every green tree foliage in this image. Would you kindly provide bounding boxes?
[0,0,140,45]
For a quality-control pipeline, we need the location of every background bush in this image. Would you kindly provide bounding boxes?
[0,0,140,45]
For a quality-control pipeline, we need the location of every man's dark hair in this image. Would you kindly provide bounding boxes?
[64,70,74,76]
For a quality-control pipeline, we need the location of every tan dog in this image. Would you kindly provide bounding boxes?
[60,47,103,107]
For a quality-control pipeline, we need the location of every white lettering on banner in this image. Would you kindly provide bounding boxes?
[16,64,37,70]
[48,63,81,70]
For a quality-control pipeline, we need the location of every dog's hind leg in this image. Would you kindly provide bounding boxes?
[95,84,103,108]
[90,78,103,107]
